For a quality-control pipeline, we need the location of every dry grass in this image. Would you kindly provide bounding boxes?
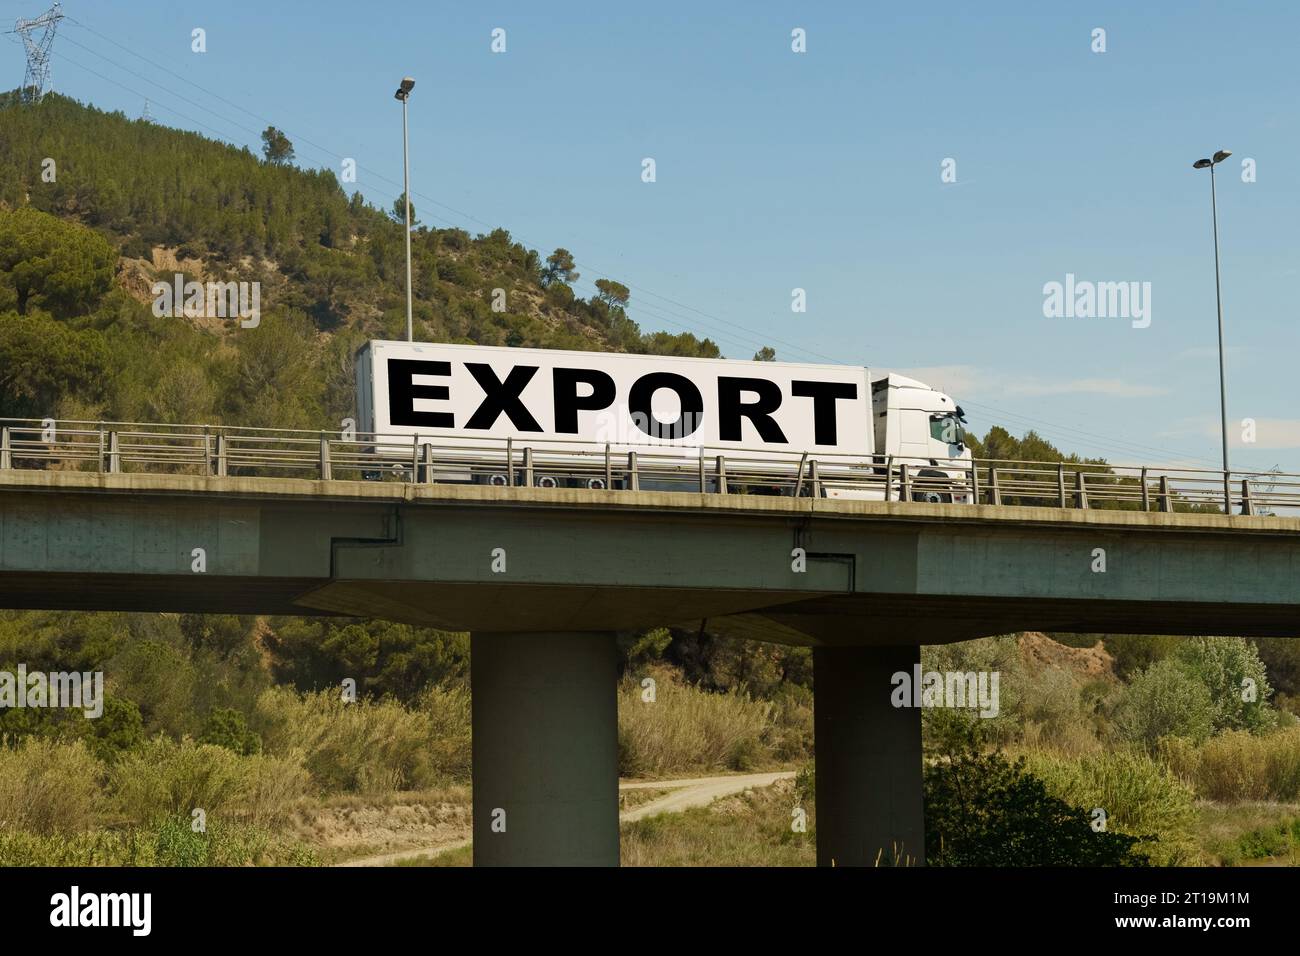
[1160,727,1300,802]
[0,738,102,834]
[616,666,783,777]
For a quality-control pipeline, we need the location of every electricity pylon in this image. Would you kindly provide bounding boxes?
[12,2,65,104]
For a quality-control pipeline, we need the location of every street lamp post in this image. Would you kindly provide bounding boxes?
[1192,149,1233,487]
[395,77,416,342]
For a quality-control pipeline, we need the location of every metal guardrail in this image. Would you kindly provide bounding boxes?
[1,417,1297,516]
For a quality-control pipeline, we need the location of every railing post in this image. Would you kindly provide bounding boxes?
[524,447,534,487]
[1075,471,1088,509]
[1241,479,1253,516]
[970,463,980,505]
[1140,466,1150,511]
[506,437,514,487]
[0,426,10,470]
[1057,463,1066,507]
[319,433,331,480]
[203,427,212,477]
[607,443,614,491]
[421,443,435,484]
[215,433,228,477]
[107,431,120,474]
[989,467,1001,506]
[883,456,894,502]
[715,455,728,495]
[899,463,911,502]
[794,452,808,497]
[809,459,821,499]
[97,424,105,473]
[697,446,706,493]
[628,451,639,492]
[1158,474,1171,513]
[1224,471,1232,516]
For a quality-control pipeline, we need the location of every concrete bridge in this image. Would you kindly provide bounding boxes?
[2,468,1299,866]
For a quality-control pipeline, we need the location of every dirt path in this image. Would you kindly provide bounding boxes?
[334,770,797,867]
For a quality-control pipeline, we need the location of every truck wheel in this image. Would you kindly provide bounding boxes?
[912,469,952,504]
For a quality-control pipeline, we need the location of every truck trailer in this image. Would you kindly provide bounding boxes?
[354,340,971,500]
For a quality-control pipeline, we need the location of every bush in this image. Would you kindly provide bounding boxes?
[416,684,472,781]
[1113,660,1215,747]
[925,746,1149,866]
[0,738,101,834]
[200,707,262,756]
[1024,749,1199,866]
[1174,637,1276,735]
[110,738,249,825]
[80,696,145,763]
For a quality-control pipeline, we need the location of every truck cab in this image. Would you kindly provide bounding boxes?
[872,373,971,501]
[820,373,971,502]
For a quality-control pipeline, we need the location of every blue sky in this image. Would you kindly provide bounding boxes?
[4,1,1298,473]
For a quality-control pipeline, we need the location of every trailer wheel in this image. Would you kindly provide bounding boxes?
[911,469,953,504]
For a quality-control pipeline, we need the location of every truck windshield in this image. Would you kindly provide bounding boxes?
[929,416,965,445]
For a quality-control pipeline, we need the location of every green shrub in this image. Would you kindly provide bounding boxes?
[199,707,262,756]
[1024,748,1199,866]
[1173,637,1276,735]
[1114,660,1216,747]
[110,738,249,825]
[80,696,145,763]
[925,746,1149,866]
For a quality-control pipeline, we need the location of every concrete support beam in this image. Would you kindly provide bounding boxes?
[814,644,924,867]
[471,631,619,866]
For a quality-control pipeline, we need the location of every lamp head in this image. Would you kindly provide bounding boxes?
[1193,158,1212,169]
[1212,149,1232,164]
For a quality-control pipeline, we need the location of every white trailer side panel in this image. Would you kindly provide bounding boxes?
[357,340,873,463]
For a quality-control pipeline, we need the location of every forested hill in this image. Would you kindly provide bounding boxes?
[0,91,719,429]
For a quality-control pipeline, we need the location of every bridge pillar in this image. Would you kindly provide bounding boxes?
[814,644,924,867]
[471,630,619,866]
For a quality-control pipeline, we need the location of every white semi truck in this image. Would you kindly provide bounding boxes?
[354,340,971,501]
